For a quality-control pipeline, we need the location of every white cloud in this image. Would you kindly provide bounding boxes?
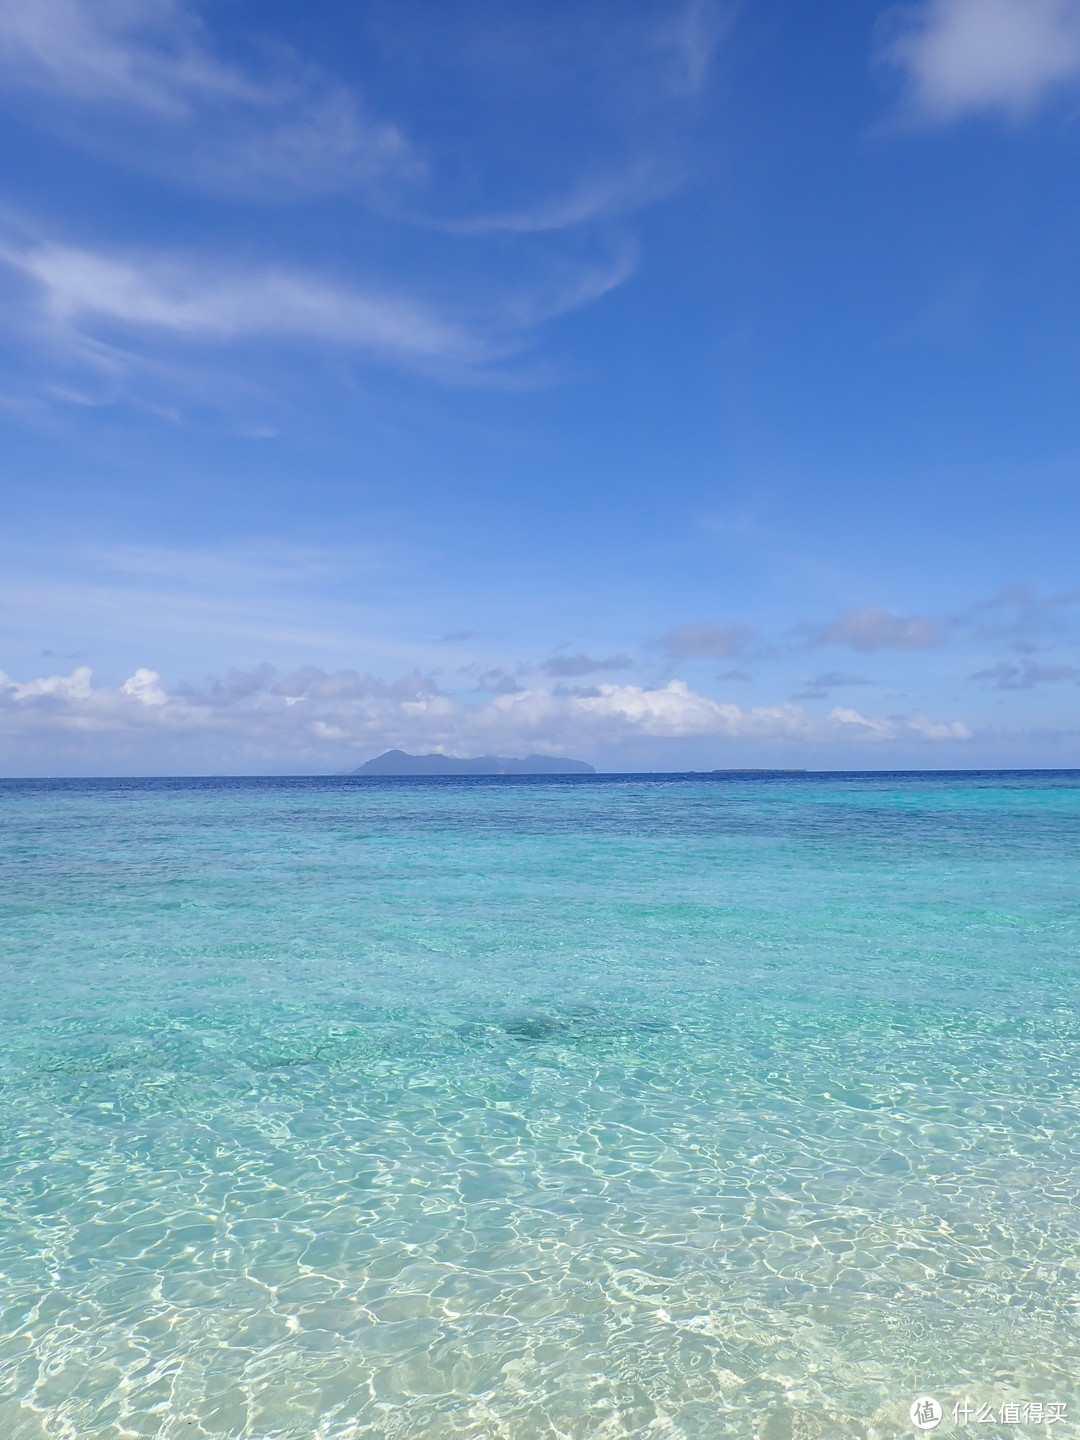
[828,705,971,741]
[887,0,1080,119]
[790,671,872,700]
[806,605,940,652]
[8,665,94,702]
[541,653,634,677]
[121,666,168,705]
[0,664,973,759]
[972,658,1080,688]
[658,622,756,658]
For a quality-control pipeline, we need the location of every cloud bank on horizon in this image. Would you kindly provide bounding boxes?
[1,0,1079,773]
[5,579,1078,773]
[0,661,973,775]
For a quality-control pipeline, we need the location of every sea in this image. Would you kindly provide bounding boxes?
[0,771,1077,1440]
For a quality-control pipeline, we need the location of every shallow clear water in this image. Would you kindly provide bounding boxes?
[0,772,1077,1440]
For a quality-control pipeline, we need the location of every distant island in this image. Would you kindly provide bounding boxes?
[350,750,596,776]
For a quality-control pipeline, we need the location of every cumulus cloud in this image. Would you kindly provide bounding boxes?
[0,663,973,758]
[658,622,756,658]
[468,668,525,695]
[120,666,168,705]
[826,706,970,742]
[805,605,941,652]
[971,658,1080,688]
[6,665,95,702]
[886,0,1080,120]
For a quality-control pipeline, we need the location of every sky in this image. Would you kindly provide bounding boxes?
[2,0,1080,775]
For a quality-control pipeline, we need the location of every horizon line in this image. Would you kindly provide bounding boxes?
[3,767,1080,782]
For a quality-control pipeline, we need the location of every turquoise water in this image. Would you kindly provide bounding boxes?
[0,772,1078,1440]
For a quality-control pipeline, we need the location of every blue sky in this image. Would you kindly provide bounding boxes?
[2,0,1080,774]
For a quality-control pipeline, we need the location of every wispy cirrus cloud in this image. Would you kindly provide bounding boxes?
[367,0,722,233]
[885,0,1080,120]
[437,165,671,237]
[666,0,729,96]
[5,241,488,364]
[0,0,714,410]
[0,0,415,200]
[0,0,249,113]
[0,0,714,221]
[1,235,635,386]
